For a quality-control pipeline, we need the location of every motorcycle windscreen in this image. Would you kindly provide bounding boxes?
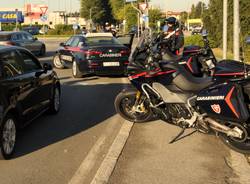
[196,83,249,122]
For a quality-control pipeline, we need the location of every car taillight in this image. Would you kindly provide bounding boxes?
[120,50,130,56]
[84,51,102,56]
[124,61,129,65]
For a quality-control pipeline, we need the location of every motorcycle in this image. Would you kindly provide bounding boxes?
[114,30,250,154]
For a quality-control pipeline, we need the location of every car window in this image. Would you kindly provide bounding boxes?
[11,34,18,41]
[70,37,81,47]
[23,33,33,41]
[16,34,23,41]
[19,51,42,72]
[85,36,121,46]
[65,37,74,46]
[0,51,25,79]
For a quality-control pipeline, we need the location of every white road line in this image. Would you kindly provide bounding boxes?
[68,135,107,184]
[69,76,132,184]
[90,121,133,184]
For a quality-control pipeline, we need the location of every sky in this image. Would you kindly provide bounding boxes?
[0,0,209,13]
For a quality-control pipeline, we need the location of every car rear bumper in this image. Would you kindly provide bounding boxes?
[78,61,128,75]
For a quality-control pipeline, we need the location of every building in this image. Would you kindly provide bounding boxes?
[165,11,181,19]
[0,4,87,29]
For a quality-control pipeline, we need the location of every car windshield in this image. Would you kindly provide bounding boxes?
[85,36,121,46]
[0,34,11,41]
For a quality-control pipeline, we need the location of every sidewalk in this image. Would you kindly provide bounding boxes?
[108,120,250,184]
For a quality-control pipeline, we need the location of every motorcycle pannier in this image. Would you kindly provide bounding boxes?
[196,83,249,122]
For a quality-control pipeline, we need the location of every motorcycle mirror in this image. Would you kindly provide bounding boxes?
[246,36,250,44]
[202,29,208,37]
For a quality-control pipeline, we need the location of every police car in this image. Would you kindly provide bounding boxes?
[53,32,134,78]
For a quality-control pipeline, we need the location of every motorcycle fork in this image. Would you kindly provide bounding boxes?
[133,91,146,112]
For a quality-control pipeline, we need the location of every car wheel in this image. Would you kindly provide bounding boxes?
[72,61,82,78]
[53,54,65,69]
[48,86,61,114]
[0,114,17,160]
[39,45,46,56]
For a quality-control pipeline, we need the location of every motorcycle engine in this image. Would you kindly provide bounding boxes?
[167,104,191,120]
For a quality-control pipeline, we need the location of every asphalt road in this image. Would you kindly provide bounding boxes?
[0,39,129,184]
[0,38,249,184]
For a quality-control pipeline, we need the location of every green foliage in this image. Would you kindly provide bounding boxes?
[185,35,217,48]
[47,24,81,35]
[124,4,137,32]
[109,0,124,21]
[189,1,206,19]
[149,8,162,30]
[202,0,250,53]
[80,0,114,25]
[185,35,204,47]
[180,12,188,23]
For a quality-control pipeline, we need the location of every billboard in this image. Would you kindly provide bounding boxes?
[0,11,24,23]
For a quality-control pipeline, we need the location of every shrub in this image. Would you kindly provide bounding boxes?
[185,35,217,48]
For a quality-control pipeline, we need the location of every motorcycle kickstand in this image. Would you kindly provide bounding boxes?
[169,126,198,144]
[169,127,186,144]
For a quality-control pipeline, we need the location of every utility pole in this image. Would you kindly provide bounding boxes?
[223,0,228,59]
[15,9,18,31]
[233,0,240,61]
[144,0,149,28]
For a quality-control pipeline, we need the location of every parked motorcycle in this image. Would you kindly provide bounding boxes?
[114,30,250,154]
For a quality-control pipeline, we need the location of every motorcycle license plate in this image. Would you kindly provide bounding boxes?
[103,62,120,67]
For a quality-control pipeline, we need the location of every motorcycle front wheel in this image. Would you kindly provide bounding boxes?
[114,90,153,123]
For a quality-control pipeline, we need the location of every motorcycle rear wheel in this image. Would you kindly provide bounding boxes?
[114,90,153,123]
[220,130,250,154]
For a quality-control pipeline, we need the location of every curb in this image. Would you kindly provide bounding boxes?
[90,121,134,184]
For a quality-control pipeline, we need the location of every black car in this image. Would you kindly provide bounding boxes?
[0,31,46,56]
[53,33,134,78]
[0,46,60,159]
[22,26,40,35]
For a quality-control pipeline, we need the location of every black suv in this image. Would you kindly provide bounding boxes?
[0,46,61,159]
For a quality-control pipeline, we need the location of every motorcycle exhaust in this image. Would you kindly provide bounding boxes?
[204,117,243,139]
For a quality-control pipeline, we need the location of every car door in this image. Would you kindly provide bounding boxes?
[23,32,41,53]
[59,36,75,64]
[18,50,52,114]
[116,33,135,50]
[0,50,37,123]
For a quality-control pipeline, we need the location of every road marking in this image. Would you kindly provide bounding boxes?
[68,135,107,184]
[90,121,133,184]
[69,77,132,184]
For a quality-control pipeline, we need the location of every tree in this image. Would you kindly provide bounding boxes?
[180,11,188,23]
[80,0,114,26]
[109,0,124,22]
[149,8,162,29]
[202,0,250,51]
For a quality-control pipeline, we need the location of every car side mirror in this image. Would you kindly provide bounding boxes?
[43,63,52,72]
[78,42,86,47]
[59,42,65,47]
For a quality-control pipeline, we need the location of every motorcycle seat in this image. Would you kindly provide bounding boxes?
[172,64,213,92]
